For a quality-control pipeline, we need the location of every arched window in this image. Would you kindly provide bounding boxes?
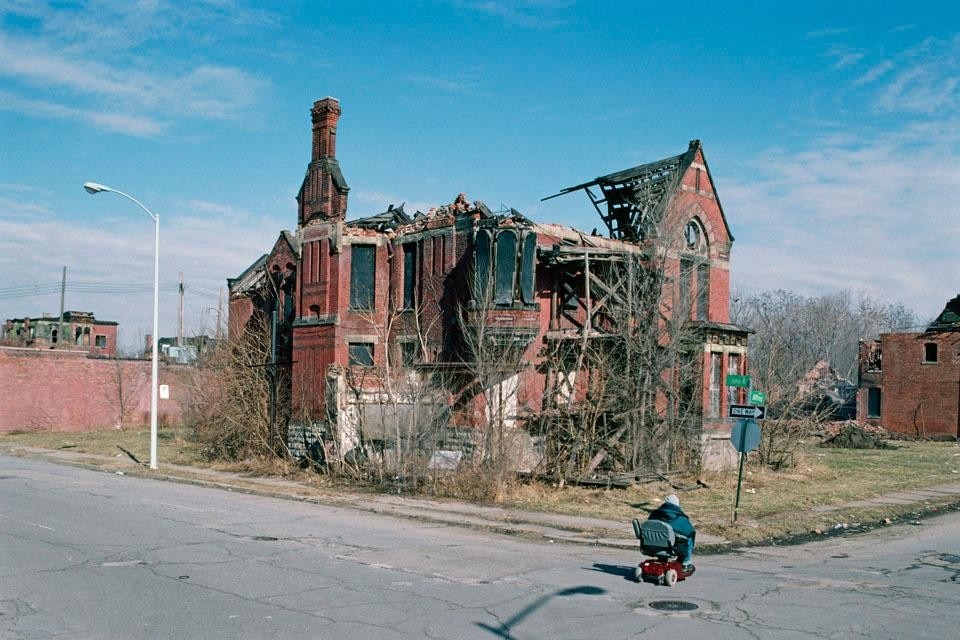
[474,230,492,302]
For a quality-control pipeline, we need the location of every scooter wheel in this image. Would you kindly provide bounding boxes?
[663,568,678,587]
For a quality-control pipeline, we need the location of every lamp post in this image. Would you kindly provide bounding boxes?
[83,182,160,469]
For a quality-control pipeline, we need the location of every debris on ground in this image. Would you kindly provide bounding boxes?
[820,424,896,449]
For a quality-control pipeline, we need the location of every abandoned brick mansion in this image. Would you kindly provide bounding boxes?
[229,97,749,474]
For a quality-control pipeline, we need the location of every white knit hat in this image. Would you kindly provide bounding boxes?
[665,494,680,507]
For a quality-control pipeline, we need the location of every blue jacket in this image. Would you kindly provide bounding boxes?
[647,501,696,541]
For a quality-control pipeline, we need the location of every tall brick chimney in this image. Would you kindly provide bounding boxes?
[297,97,349,226]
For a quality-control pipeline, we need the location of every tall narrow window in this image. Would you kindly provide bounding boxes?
[403,243,417,310]
[709,352,722,418]
[474,230,491,302]
[726,353,741,408]
[495,230,518,305]
[679,258,694,313]
[867,387,881,418]
[350,244,376,310]
[923,342,939,363]
[696,262,710,321]
[520,232,537,304]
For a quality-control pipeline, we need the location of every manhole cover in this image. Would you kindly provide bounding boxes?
[649,600,699,612]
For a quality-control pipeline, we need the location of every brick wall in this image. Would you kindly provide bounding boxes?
[0,347,194,432]
[862,332,960,438]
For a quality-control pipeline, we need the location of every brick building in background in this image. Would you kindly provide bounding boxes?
[858,295,960,439]
[1,310,118,358]
[230,97,749,472]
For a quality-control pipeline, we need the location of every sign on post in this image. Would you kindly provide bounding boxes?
[728,404,766,420]
[749,390,767,405]
[726,374,751,388]
[730,419,761,453]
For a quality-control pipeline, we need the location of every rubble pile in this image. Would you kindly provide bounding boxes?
[820,423,895,449]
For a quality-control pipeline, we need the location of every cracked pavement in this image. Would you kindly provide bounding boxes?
[2,452,959,639]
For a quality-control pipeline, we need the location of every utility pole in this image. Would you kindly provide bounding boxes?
[57,266,66,347]
[216,288,224,340]
[177,271,184,347]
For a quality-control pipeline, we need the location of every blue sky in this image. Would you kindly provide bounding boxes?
[1,0,958,349]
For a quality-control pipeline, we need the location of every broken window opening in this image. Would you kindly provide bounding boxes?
[348,342,374,366]
[923,342,938,363]
[403,243,417,310]
[95,335,107,348]
[867,387,881,418]
[349,244,376,310]
[708,351,722,418]
[400,340,421,367]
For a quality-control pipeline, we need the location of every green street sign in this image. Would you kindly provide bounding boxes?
[726,374,751,388]
[749,390,767,405]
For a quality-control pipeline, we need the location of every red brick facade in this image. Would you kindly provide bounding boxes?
[858,328,960,438]
[230,98,747,467]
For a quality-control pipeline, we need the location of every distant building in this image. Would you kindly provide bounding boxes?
[858,294,960,438]
[154,335,218,364]
[0,311,117,358]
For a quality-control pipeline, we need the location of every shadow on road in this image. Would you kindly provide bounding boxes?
[587,562,637,581]
[475,585,606,639]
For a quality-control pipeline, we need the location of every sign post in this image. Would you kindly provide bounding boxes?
[730,418,761,523]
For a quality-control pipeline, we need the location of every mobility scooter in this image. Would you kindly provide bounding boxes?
[632,518,695,587]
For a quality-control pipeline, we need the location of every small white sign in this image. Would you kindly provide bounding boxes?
[159,384,170,400]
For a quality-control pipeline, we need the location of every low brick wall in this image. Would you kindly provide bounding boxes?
[0,347,194,432]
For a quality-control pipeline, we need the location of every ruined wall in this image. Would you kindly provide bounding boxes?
[861,332,960,438]
[0,347,194,432]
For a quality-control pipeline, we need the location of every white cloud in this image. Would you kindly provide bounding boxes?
[723,133,960,319]
[0,2,272,136]
[458,0,574,29]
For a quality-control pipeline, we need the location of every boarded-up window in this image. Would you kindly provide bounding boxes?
[474,230,491,302]
[520,232,537,304]
[350,244,375,310]
[403,243,417,309]
[495,230,517,305]
[348,342,374,366]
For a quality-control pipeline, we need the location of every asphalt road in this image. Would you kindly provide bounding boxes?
[2,453,959,640]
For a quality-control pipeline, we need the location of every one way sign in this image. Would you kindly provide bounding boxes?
[729,404,766,420]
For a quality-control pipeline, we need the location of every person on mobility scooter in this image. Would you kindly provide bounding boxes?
[631,494,696,586]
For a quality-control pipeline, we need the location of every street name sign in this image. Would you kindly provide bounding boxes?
[728,404,766,420]
[726,374,751,388]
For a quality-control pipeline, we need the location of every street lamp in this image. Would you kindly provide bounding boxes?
[83,182,160,469]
